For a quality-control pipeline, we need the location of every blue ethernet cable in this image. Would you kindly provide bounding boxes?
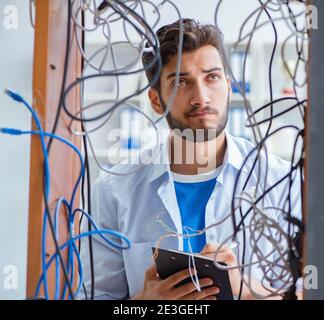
[40,206,132,299]
[1,127,85,299]
[61,207,134,299]
[35,229,131,299]
[2,90,131,299]
[4,90,53,298]
[3,89,79,299]
[53,197,70,300]
[1,125,131,299]
[41,229,131,275]
[72,208,131,249]
[35,195,79,300]
[51,196,81,300]
[7,129,86,204]
[61,200,79,300]
[28,128,84,299]
[4,90,50,195]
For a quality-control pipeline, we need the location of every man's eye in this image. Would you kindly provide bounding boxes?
[208,74,221,80]
[172,79,187,87]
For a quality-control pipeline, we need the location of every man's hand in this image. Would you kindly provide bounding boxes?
[200,243,283,300]
[132,263,219,300]
[200,243,237,266]
[200,243,242,298]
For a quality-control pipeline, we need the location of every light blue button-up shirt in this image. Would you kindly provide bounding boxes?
[80,130,301,300]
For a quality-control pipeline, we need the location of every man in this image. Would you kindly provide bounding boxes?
[80,19,301,300]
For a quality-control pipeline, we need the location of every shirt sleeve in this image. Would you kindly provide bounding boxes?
[78,174,129,300]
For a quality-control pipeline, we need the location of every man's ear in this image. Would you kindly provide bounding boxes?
[148,88,164,115]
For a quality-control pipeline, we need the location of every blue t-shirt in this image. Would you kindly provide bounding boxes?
[173,167,222,253]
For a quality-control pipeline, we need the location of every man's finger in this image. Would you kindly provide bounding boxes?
[145,263,158,280]
[163,268,195,289]
[181,286,219,300]
[200,243,230,255]
[201,295,218,300]
[171,277,214,299]
[202,251,228,262]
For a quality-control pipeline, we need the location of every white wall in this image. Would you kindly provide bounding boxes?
[0,0,34,299]
[86,0,305,44]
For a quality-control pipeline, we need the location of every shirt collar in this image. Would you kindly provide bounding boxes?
[149,130,248,183]
[148,143,171,183]
[223,131,248,173]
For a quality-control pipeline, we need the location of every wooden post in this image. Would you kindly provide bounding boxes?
[26,0,81,299]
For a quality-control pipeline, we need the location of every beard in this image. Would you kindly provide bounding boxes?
[164,93,230,143]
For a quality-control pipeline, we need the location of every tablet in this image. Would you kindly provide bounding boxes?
[152,247,234,300]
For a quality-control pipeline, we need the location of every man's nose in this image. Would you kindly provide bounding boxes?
[190,83,211,106]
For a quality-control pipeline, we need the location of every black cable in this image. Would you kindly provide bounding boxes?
[80,10,95,297]
[65,0,307,300]
[79,6,95,301]
[47,0,72,150]
[62,0,162,123]
[38,0,75,300]
[222,0,305,299]
[82,129,95,300]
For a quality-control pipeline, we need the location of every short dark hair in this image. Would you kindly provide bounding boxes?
[142,18,227,92]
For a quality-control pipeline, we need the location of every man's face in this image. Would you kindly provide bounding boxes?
[149,45,232,141]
